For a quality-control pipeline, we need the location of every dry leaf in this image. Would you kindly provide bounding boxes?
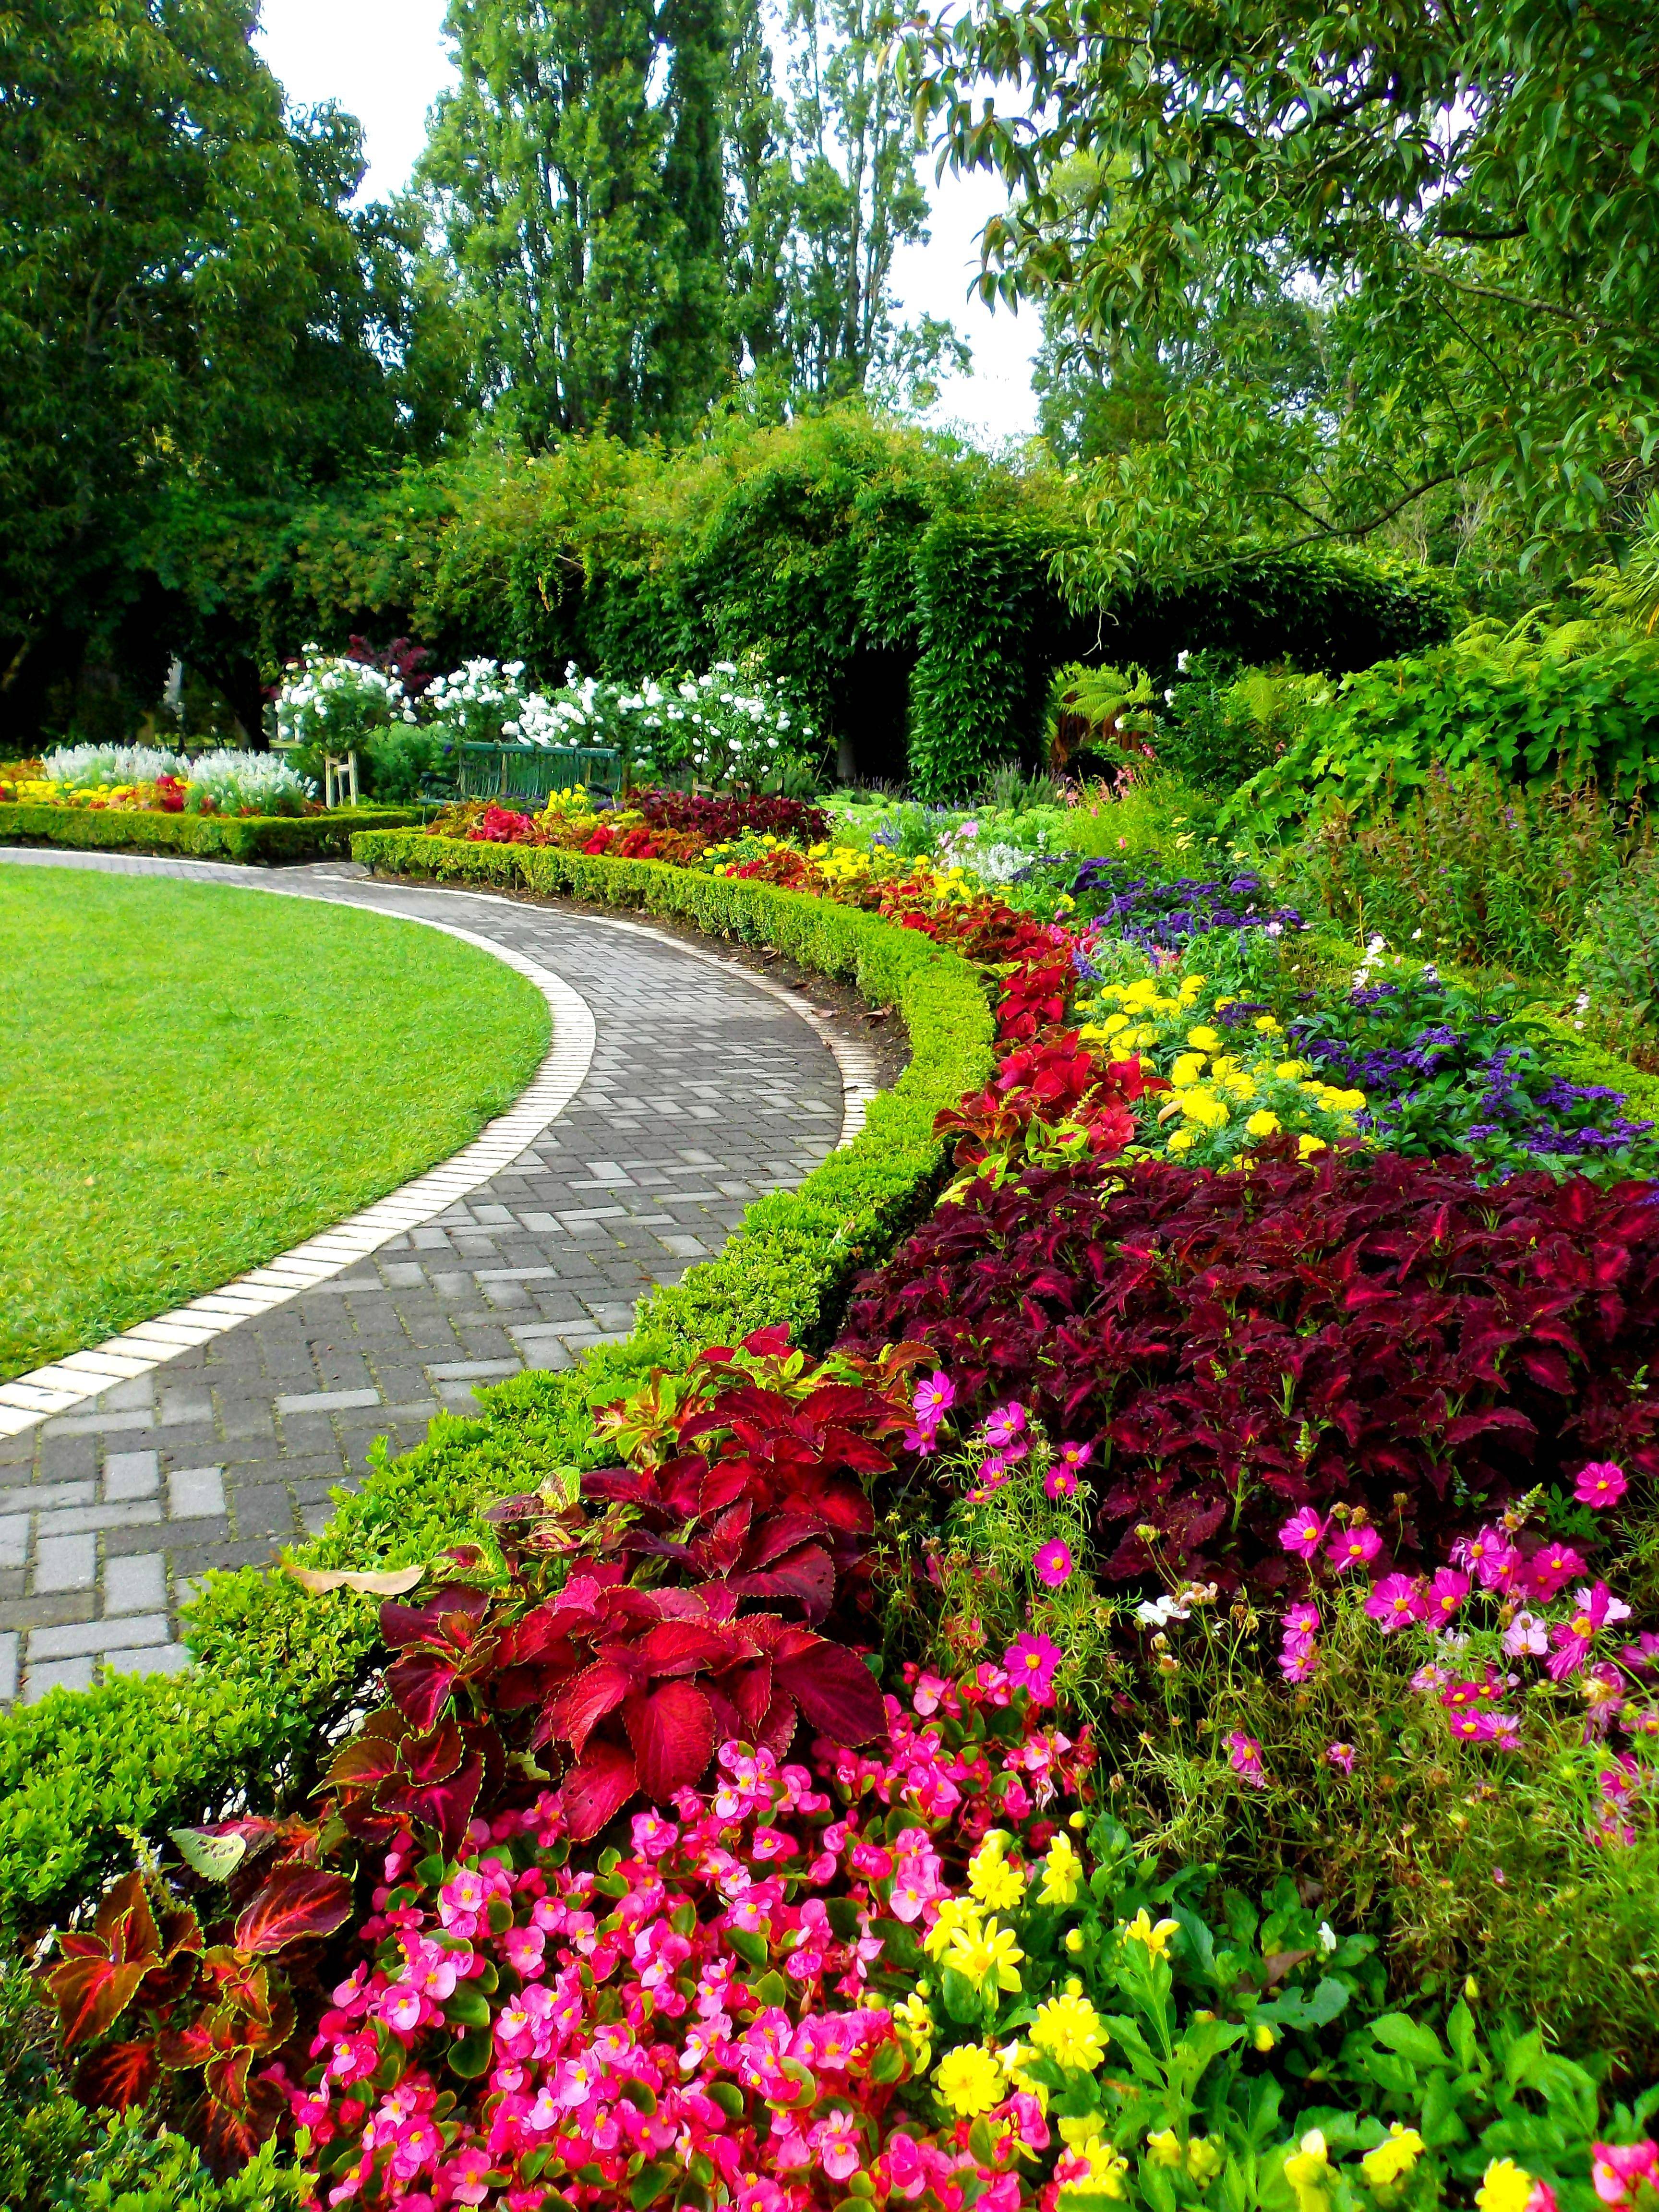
[284,1561,426,1598]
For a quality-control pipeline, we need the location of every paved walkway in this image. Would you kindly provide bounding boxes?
[0,850,868,1704]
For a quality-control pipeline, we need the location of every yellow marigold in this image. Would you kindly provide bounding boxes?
[1030,1991,1107,2071]
[1361,2125,1426,2188]
[1275,1059,1310,1080]
[1120,1908,1180,1959]
[946,1917,1024,1993]
[1166,1128,1197,1154]
[1037,1831,1082,1908]
[969,1837,1026,1911]
[1475,2162,1535,2212]
[1255,1014,1283,1034]
[1298,1134,1327,1159]
[923,1899,980,1960]
[1178,1089,1230,1129]
[1246,1110,1282,1138]
[1187,1025,1223,1051]
[1170,1052,1207,1089]
[934,2042,1005,2116]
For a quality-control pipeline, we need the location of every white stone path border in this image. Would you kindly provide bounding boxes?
[0,854,883,1441]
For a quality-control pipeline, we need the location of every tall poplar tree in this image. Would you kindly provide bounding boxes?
[421,0,732,447]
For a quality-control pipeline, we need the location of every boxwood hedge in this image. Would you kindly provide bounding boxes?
[0,802,421,865]
[0,836,995,1935]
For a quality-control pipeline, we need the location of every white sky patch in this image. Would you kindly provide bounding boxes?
[254,0,1043,443]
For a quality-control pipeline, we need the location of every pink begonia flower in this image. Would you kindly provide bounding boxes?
[1034,1538,1073,1588]
[985,1400,1028,1450]
[1503,1610,1550,1658]
[1427,1567,1471,1625]
[1325,1741,1356,1774]
[812,2108,864,2180]
[1226,1731,1266,1788]
[1366,1573,1428,1632]
[1279,1509,1327,1560]
[1005,1631,1062,1699]
[910,1671,952,1716]
[1326,1524,1382,1570]
[913,1372,955,1423]
[1547,1583,1633,1680]
[1045,1462,1080,1500]
[1575,1460,1629,1509]
[1591,2141,1659,2206]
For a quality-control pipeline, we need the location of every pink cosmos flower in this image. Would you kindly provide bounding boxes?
[1447,1710,1497,1744]
[1034,1539,1073,1588]
[1057,1440,1094,1472]
[1547,1583,1633,1680]
[1278,1639,1319,1683]
[1623,1630,1659,1675]
[1325,1742,1356,1774]
[1575,1461,1629,1509]
[1285,1602,1320,1636]
[1005,1632,1062,1699]
[1044,1463,1079,1500]
[1523,1541,1587,1601]
[1503,1610,1550,1658]
[1455,1525,1515,1589]
[985,1401,1028,1450]
[913,1372,955,1423]
[1326,1524,1382,1571]
[1279,1509,1327,1560]
[1365,1573,1428,1633]
[1426,1567,1470,1625]
[1226,1731,1266,1788]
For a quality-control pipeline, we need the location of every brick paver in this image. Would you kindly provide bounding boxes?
[0,852,860,1703]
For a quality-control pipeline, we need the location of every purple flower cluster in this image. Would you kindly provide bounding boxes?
[1069,859,1305,952]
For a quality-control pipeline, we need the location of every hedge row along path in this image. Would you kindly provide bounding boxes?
[0,849,879,1708]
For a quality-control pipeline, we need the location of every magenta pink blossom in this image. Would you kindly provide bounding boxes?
[1575,1460,1629,1509]
[1326,1524,1382,1571]
[1034,1539,1074,1588]
[1278,1509,1327,1560]
[1325,1742,1356,1774]
[1226,1731,1266,1788]
[1044,1463,1079,1500]
[1548,1582,1633,1680]
[1004,1632,1062,1701]
[1365,1573,1428,1633]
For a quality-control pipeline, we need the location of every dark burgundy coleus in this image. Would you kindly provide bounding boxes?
[841,1143,1659,1591]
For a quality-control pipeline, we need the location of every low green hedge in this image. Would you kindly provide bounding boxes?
[0,802,420,865]
[0,838,995,1935]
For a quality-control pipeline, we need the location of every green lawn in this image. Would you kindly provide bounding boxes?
[0,870,551,1383]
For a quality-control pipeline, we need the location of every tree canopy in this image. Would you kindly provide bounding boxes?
[904,0,1659,581]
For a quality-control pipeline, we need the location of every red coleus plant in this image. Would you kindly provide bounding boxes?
[935,1030,1166,1185]
[39,1333,916,2167]
[629,784,831,845]
[841,1145,1659,1593]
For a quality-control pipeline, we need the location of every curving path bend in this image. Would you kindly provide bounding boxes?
[0,849,879,1705]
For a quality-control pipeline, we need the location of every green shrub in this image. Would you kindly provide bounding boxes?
[0,841,994,1937]
[1569,855,1659,1048]
[1233,615,1659,833]
[0,802,420,865]
[1154,653,1328,793]
[1284,766,1654,978]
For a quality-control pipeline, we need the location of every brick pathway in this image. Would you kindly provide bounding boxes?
[0,852,867,1704]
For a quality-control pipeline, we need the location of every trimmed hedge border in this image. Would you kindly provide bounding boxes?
[0,838,995,1934]
[0,801,421,865]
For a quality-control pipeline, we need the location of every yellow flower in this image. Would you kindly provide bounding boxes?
[1298,1134,1328,1160]
[1246,1110,1282,1138]
[1187,1025,1224,1051]
[1254,1014,1283,1034]
[1120,1908,1179,1959]
[969,1837,1027,1912]
[1146,2129,1184,2168]
[934,2043,1005,2116]
[923,1899,981,1960]
[1275,1060,1310,1080]
[894,1991,934,2072]
[946,1917,1025,1993]
[1170,1052,1207,1088]
[1063,2137,1129,2201]
[1065,1928,1085,1953]
[1166,1128,1197,1154]
[1188,2138,1223,2186]
[1284,2129,1332,2212]
[1476,2162,1535,2212]
[1253,2023,1277,2051]
[1030,1991,1108,2071]
[1361,2125,1426,2188]
[1333,1088,1367,1112]
[1037,1831,1082,1908]
[1179,1089,1230,1129]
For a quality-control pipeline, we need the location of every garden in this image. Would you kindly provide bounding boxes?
[6,0,1659,2202]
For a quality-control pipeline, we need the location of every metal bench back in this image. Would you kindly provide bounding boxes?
[456,743,623,802]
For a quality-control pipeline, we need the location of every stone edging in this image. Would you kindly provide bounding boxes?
[0,890,597,1439]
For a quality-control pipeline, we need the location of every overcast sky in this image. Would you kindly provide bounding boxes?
[253,0,1043,447]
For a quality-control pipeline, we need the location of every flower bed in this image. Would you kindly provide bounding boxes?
[10,799,1659,2212]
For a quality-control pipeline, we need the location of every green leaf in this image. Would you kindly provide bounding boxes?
[631,2163,677,2211]
[1371,2015,1450,2070]
[443,1983,492,2031]
[447,2029,493,2078]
